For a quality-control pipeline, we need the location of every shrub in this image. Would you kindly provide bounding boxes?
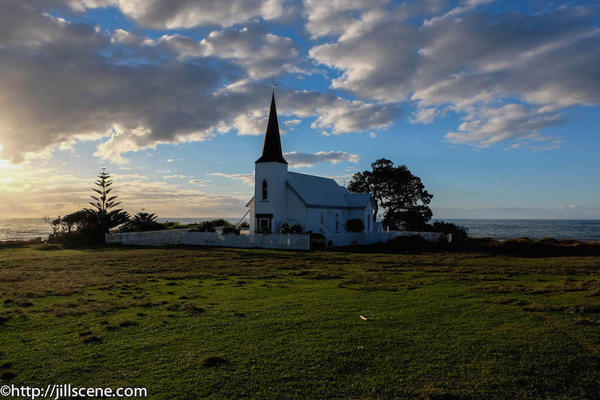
[190,219,235,232]
[221,226,240,235]
[280,223,303,234]
[429,221,468,242]
[120,211,164,232]
[308,232,327,250]
[345,218,365,233]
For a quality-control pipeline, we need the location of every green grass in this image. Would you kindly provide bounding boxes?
[1,245,600,399]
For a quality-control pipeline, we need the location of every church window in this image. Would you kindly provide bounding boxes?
[335,214,339,232]
[262,180,268,200]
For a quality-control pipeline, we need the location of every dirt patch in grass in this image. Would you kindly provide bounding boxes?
[0,370,17,381]
[201,354,227,368]
[82,335,102,344]
[522,304,566,313]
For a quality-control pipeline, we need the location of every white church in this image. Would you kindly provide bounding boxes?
[106,93,449,248]
[246,94,378,237]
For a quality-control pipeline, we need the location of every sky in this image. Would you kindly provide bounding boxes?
[0,0,599,219]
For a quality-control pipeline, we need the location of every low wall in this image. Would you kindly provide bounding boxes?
[326,231,451,247]
[105,230,310,250]
[105,230,449,250]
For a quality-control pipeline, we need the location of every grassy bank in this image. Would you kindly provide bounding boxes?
[1,245,600,399]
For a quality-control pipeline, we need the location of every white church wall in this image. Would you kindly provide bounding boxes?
[254,161,288,233]
[305,207,347,235]
[284,186,308,229]
[247,198,255,233]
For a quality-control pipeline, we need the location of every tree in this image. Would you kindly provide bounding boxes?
[121,210,163,232]
[85,169,129,233]
[347,159,433,231]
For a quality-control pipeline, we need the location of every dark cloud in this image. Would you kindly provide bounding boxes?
[0,0,399,163]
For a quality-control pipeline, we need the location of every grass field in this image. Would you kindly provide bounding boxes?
[1,245,600,399]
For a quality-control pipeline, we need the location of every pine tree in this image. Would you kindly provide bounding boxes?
[86,168,129,233]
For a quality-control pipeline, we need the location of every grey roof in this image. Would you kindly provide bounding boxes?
[256,93,287,164]
[286,171,373,209]
[345,193,374,208]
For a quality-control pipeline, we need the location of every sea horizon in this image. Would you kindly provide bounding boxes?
[2,217,600,242]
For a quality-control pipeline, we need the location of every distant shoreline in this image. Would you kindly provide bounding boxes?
[2,218,600,242]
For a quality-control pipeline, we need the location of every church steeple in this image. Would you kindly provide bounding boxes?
[256,92,287,164]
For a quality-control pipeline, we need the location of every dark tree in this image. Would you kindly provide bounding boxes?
[347,159,433,230]
[86,169,129,233]
[61,209,97,233]
[121,210,163,232]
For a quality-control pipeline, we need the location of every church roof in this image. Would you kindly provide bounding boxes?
[345,193,374,208]
[256,93,287,164]
[286,172,374,209]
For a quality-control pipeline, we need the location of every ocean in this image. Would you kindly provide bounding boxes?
[1,218,599,242]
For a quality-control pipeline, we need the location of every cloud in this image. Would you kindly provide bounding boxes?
[309,2,600,146]
[0,165,248,217]
[284,151,359,167]
[284,119,301,129]
[210,172,254,185]
[445,104,563,148]
[410,107,445,124]
[0,2,399,164]
[159,25,301,79]
[188,179,210,186]
[67,0,286,29]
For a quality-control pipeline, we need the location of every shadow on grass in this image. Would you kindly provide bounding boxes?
[335,236,600,258]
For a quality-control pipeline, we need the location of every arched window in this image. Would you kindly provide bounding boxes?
[335,213,339,232]
[262,180,268,200]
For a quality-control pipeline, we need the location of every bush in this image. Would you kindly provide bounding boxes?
[280,223,303,234]
[345,218,364,233]
[190,219,235,232]
[221,226,240,235]
[429,221,468,242]
[46,210,106,245]
[308,232,327,250]
[120,211,164,232]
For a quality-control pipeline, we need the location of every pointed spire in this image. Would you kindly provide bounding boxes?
[256,92,287,164]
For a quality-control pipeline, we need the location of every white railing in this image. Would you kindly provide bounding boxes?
[105,229,449,250]
[105,230,310,250]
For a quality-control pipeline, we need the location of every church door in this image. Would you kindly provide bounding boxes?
[255,213,273,233]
